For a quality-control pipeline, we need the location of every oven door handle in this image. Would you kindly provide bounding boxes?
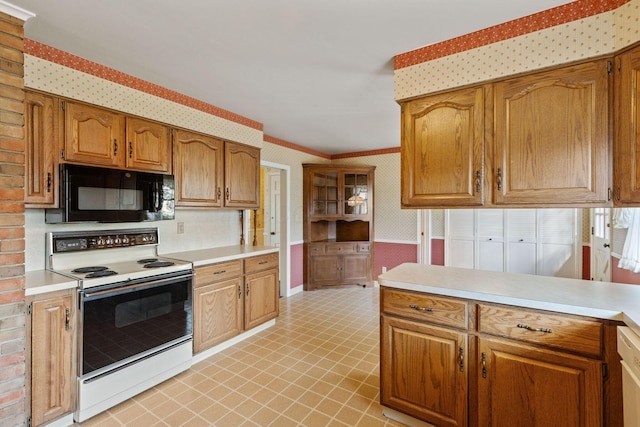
[82,274,192,301]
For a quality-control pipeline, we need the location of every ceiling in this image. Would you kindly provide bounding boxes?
[11,0,574,155]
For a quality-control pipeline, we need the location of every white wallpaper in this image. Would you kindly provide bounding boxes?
[24,56,264,148]
[395,0,640,100]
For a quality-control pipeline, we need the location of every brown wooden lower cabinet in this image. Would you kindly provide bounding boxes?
[380,287,623,427]
[381,315,468,427]
[28,289,75,427]
[194,253,279,354]
[477,337,602,427]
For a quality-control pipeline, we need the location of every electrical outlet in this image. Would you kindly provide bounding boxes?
[177,222,184,234]
[382,266,387,273]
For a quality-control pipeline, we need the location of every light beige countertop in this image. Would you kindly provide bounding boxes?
[162,245,279,267]
[25,270,78,296]
[379,263,640,337]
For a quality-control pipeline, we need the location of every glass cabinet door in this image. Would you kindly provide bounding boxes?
[343,172,369,215]
[312,172,338,215]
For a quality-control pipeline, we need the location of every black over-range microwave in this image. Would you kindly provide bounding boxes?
[45,164,175,223]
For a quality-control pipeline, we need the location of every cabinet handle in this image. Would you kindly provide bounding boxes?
[459,347,464,372]
[213,269,226,275]
[217,187,222,200]
[246,283,250,296]
[47,172,52,193]
[497,168,502,191]
[475,170,481,194]
[617,187,621,201]
[226,188,230,200]
[238,284,242,299]
[113,139,118,156]
[259,261,268,265]
[409,304,433,312]
[129,141,133,158]
[65,308,70,331]
[481,352,487,378]
[517,323,552,333]
[603,243,610,248]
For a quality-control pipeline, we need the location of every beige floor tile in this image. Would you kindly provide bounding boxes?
[77,287,405,427]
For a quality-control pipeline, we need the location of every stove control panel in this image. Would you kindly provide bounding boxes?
[51,228,159,253]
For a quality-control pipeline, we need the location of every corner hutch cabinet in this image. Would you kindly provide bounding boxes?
[303,164,374,290]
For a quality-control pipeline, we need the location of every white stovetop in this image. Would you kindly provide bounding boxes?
[379,263,640,338]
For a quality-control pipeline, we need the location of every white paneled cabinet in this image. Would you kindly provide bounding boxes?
[445,208,581,278]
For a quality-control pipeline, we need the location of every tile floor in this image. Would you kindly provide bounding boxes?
[77,286,406,427]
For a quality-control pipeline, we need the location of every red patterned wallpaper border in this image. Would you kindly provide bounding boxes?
[264,134,331,159]
[24,39,264,131]
[394,0,628,69]
[332,147,400,160]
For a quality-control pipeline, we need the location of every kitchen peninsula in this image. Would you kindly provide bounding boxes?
[378,263,638,427]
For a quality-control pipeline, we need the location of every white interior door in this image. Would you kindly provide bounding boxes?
[591,207,611,281]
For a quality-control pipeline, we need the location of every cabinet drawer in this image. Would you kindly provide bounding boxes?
[477,304,603,357]
[382,288,468,329]
[245,253,279,274]
[309,244,325,255]
[325,243,357,255]
[195,260,242,287]
[357,243,371,253]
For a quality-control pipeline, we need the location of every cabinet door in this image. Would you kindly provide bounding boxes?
[173,129,224,207]
[343,171,371,217]
[309,169,340,218]
[614,46,640,204]
[63,101,124,167]
[401,85,488,207]
[381,315,468,427]
[310,255,341,287]
[224,142,260,208]
[244,269,279,330]
[125,117,171,173]
[31,294,73,426]
[341,254,370,285]
[25,92,57,206]
[494,60,610,205]
[505,209,537,274]
[477,210,504,272]
[478,337,602,427]
[193,278,243,353]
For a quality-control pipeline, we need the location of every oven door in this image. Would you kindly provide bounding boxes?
[79,271,192,380]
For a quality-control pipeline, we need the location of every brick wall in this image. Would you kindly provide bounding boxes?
[0,11,26,427]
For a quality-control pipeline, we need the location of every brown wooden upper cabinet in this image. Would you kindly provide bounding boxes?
[401,58,611,208]
[173,129,224,207]
[494,60,610,206]
[25,91,58,207]
[614,44,640,205]
[401,85,490,208]
[62,101,171,173]
[224,142,260,209]
[173,129,259,209]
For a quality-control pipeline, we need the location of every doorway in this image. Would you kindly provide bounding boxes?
[249,161,291,297]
